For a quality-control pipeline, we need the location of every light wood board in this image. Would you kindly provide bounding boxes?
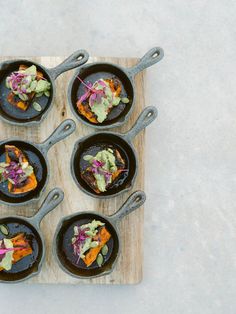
[0,56,145,284]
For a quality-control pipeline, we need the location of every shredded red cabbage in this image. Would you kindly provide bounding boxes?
[0,161,27,185]
[77,75,106,107]
[72,227,90,264]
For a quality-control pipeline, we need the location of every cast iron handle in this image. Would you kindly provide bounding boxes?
[127,47,164,78]
[123,106,158,142]
[39,119,76,154]
[110,191,146,223]
[29,188,64,228]
[48,50,89,80]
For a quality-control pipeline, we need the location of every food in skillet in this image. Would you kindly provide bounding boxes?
[0,233,32,271]
[5,64,51,112]
[81,148,126,193]
[72,219,111,267]
[76,76,130,123]
[0,145,37,194]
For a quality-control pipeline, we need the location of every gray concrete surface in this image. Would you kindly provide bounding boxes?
[0,0,236,313]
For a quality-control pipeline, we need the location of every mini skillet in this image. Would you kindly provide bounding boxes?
[71,106,157,198]
[54,190,145,279]
[0,119,75,206]
[0,50,89,125]
[0,188,64,283]
[68,47,164,129]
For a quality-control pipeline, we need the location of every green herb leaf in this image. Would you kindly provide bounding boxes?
[83,155,94,162]
[18,93,28,101]
[121,97,130,104]
[32,102,42,112]
[35,92,43,98]
[30,80,37,91]
[23,65,37,76]
[90,241,99,248]
[0,224,9,236]
[35,80,50,93]
[101,244,108,256]
[44,90,50,97]
[112,96,121,106]
[24,165,34,176]
[96,253,103,267]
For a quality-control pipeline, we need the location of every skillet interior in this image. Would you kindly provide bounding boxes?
[0,60,53,123]
[55,213,119,277]
[72,133,136,197]
[0,140,47,204]
[70,64,134,126]
[0,217,43,282]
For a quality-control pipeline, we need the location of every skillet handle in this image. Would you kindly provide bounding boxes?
[47,50,89,80]
[127,47,164,78]
[123,106,158,142]
[29,188,64,228]
[110,191,146,224]
[39,119,76,154]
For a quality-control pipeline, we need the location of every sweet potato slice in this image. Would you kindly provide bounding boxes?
[77,78,122,123]
[0,233,32,272]
[77,102,98,124]
[82,227,111,267]
[5,145,37,194]
[7,65,44,111]
[7,92,29,111]
[81,148,126,194]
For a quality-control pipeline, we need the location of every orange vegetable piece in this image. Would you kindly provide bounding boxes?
[0,233,33,272]
[5,145,37,194]
[7,65,44,111]
[82,227,111,267]
[77,78,122,123]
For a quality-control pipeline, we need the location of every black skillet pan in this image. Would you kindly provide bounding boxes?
[0,119,75,206]
[0,50,89,125]
[68,47,164,129]
[53,190,145,279]
[0,188,64,283]
[71,106,157,198]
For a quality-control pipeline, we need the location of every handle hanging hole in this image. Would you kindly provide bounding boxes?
[135,196,142,202]
[64,125,71,131]
[152,52,159,58]
[77,55,83,61]
[147,112,153,117]
[53,193,59,200]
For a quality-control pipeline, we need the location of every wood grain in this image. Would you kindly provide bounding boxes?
[0,56,145,284]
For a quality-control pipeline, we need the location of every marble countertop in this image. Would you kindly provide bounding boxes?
[0,0,235,313]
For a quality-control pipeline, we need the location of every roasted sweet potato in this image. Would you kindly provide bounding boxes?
[7,65,44,111]
[82,227,111,267]
[5,145,37,194]
[81,148,126,194]
[0,233,32,272]
[77,78,122,123]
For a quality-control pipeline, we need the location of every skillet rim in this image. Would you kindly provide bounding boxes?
[0,58,56,126]
[53,210,121,279]
[70,131,138,199]
[0,215,45,283]
[0,138,49,206]
[67,61,136,129]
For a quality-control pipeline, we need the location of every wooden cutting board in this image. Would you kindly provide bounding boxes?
[0,56,145,284]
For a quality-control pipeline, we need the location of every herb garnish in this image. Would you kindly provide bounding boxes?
[6,65,51,107]
[77,76,129,123]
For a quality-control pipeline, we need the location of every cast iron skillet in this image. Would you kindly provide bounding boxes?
[53,190,145,279]
[0,188,64,283]
[0,50,89,125]
[0,119,75,206]
[71,106,157,198]
[68,47,163,129]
